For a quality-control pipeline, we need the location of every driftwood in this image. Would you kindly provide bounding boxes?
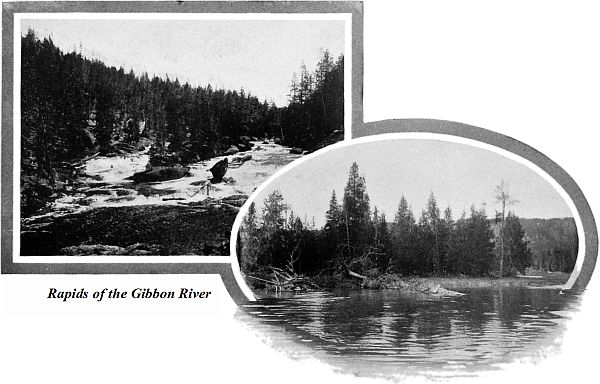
[248,266,320,293]
[348,269,367,280]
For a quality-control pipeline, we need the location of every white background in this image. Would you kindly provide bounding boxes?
[1,1,599,383]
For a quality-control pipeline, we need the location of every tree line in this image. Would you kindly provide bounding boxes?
[520,218,577,273]
[240,162,541,280]
[20,29,344,216]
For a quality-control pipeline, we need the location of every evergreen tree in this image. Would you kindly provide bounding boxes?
[425,192,442,274]
[325,190,342,231]
[324,189,343,243]
[500,212,532,274]
[463,206,495,276]
[375,212,392,271]
[342,162,371,256]
[262,189,288,234]
[391,195,416,273]
[280,52,344,150]
[240,202,260,272]
[441,206,455,275]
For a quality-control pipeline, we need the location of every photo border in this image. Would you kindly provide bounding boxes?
[0,0,363,302]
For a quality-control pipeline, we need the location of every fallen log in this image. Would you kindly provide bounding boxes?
[348,269,367,280]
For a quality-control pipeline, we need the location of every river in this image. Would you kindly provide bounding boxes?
[21,140,301,256]
[31,140,301,217]
[236,287,582,380]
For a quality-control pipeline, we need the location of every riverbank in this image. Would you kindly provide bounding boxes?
[21,203,237,256]
[407,272,570,289]
[246,270,571,296]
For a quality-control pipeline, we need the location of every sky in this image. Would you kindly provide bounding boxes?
[251,139,574,227]
[20,18,345,106]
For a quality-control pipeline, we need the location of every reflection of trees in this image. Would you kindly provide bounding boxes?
[252,287,578,363]
[494,287,529,328]
[493,287,563,329]
[411,298,453,351]
[321,290,386,345]
[387,297,419,349]
[457,289,494,334]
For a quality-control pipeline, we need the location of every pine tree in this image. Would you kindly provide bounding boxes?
[466,206,495,276]
[376,212,392,271]
[342,162,371,254]
[262,189,288,234]
[425,192,441,274]
[501,212,532,274]
[391,195,416,273]
[441,206,455,275]
[325,190,342,235]
[240,202,260,272]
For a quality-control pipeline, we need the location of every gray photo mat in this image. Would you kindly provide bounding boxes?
[0,0,363,293]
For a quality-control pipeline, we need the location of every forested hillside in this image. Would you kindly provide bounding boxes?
[20,30,344,217]
[520,218,578,273]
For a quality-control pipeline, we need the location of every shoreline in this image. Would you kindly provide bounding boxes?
[21,203,238,256]
[248,271,571,295]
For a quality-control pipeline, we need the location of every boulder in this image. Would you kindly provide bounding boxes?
[83,188,113,196]
[149,152,182,167]
[220,194,249,207]
[115,189,135,196]
[237,142,250,152]
[128,165,190,183]
[125,243,162,256]
[105,195,136,203]
[209,158,228,182]
[225,145,239,155]
[232,154,252,164]
[60,244,127,256]
[274,137,283,145]
[289,147,303,155]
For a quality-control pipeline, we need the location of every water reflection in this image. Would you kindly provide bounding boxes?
[237,287,582,378]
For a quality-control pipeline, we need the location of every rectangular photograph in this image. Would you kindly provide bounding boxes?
[6,4,358,263]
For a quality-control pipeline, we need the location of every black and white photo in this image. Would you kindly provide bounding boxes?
[234,135,585,378]
[13,10,351,258]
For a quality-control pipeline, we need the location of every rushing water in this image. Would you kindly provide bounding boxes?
[237,287,582,379]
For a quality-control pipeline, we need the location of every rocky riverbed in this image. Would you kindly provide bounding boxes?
[21,140,301,256]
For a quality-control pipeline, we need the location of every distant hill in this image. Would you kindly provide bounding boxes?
[519,217,578,273]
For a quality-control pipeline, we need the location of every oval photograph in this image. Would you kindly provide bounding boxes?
[233,136,584,378]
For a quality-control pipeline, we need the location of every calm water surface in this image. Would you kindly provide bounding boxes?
[237,287,582,379]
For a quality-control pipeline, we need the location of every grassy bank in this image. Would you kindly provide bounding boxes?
[411,272,570,289]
